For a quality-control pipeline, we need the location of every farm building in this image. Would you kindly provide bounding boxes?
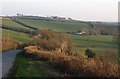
[76,31,86,35]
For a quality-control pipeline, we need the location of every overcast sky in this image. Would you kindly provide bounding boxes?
[0,0,119,22]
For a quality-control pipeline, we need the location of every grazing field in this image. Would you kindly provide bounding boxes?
[71,35,117,48]
[2,19,32,30]
[2,16,119,77]
[92,22,118,35]
[1,18,34,51]
[2,29,33,43]
[70,35,118,60]
[17,18,93,32]
[2,18,118,57]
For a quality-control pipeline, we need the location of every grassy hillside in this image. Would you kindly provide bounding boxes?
[2,29,33,43]
[2,19,32,30]
[2,17,118,77]
[17,18,93,32]
[71,35,117,48]
[70,35,118,59]
[92,22,118,35]
[2,17,118,56]
[1,18,34,51]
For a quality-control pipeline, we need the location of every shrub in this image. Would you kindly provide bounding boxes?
[85,48,96,58]
[24,46,119,77]
[33,29,71,53]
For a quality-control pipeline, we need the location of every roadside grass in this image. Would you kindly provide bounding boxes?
[2,39,17,51]
[15,53,63,77]
[17,18,92,32]
[2,29,34,51]
[22,46,119,77]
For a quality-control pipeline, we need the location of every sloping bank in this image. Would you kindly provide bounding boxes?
[8,29,119,78]
[11,46,118,77]
[8,50,68,77]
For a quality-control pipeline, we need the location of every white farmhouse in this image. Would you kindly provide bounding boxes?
[76,31,86,35]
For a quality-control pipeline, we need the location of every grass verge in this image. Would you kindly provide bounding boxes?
[13,52,65,77]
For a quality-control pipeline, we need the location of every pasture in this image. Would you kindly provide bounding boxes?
[17,18,93,32]
[2,19,22,27]
[2,19,31,30]
[2,16,118,77]
[70,35,118,60]
[2,17,118,60]
[2,29,33,43]
[71,35,117,48]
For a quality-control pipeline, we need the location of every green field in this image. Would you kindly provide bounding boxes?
[2,17,118,57]
[70,35,118,58]
[71,35,117,48]
[2,17,118,77]
[2,19,32,30]
[2,29,33,43]
[17,18,93,32]
[92,22,118,35]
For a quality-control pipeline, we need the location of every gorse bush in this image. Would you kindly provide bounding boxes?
[24,46,119,77]
[33,29,71,54]
[39,39,61,50]
[24,29,118,77]
[85,48,96,58]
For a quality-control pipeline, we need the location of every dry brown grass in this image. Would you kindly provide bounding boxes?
[2,39,17,51]
[24,46,119,77]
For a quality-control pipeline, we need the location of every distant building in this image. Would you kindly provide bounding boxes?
[17,13,23,16]
[49,16,72,21]
[66,17,73,20]
[76,31,86,35]
[80,31,86,35]
[50,16,59,19]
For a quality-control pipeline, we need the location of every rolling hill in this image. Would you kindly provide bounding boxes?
[2,16,118,57]
[16,18,93,32]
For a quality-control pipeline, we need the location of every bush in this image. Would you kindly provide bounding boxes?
[33,29,71,53]
[39,39,61,51]
[24,46,119,77]
[85,48,96,58]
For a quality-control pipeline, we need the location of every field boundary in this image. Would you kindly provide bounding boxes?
[12,19,37,30]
